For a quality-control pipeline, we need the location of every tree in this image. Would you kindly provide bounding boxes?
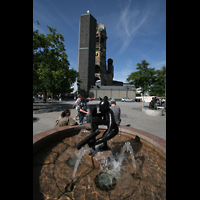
[126,60,156,108]
[149,66,166,97]
[33,21,79,98]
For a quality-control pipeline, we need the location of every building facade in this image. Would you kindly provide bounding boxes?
[89,85,136,101]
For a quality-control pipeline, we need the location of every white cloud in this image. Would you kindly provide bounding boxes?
[113,1,152,55]
[104,0,165,57]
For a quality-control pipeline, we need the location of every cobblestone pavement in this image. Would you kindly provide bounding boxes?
[33,99,166,140]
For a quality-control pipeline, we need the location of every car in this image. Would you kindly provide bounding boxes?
[121,97,134,102]
[135,98,141,102]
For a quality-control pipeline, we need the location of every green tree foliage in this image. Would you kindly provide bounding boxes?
[33,21,79,97]
[126,60,156,108]
[149,66,166,97]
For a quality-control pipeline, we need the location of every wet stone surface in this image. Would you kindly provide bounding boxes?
[94,172,116,191]
[33,130,166,200]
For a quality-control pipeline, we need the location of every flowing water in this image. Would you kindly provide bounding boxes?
[33,129,166,199]
[75,129,90,145]
[118,141,136,172]
[94,141,137,185]
[72,145,91,179]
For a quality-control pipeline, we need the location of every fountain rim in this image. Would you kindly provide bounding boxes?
[33,124,165,158]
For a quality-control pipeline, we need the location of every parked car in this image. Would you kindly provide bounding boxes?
[121,97,134,102]
[135,98,141,102]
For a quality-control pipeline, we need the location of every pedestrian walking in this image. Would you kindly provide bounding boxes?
[75,93,95,125]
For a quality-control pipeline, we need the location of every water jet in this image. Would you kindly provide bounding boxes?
[33,124,166,199]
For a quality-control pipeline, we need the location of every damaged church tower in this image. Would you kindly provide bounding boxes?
[95,23,113,86]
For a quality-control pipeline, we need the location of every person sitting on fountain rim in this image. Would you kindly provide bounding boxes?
[76,99,119,151]
[109,98,121,126]
[54,109,77,127]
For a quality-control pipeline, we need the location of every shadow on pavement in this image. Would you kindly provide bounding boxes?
[33,102,74,114]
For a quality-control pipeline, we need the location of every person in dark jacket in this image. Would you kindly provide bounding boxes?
[110,98,121,126]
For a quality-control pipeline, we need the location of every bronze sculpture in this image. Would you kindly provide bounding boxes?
[76,99,119,151]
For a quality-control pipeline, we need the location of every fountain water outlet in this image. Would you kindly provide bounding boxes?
[65,178,74,192]
[70,99,138,191]
[118,141,136,172]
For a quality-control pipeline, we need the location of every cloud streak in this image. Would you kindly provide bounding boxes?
[108,0,158,56]
[117,1,151,55]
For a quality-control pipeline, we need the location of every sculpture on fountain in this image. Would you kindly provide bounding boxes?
[76,99,119,151]
[149,96,158,110]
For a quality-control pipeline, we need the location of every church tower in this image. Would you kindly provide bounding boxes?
[78,13,96,95]
[78,12,114,95]
[95,23,113,86]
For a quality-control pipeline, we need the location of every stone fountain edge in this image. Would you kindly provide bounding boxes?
[33,123,166,158]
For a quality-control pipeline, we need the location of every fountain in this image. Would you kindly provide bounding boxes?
[33,101,166,199]
[142,96,164,116]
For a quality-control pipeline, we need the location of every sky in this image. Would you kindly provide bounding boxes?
[33,0,166,92]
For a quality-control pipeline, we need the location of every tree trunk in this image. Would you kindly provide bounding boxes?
[142,93,144,109]
[44,90,47,102]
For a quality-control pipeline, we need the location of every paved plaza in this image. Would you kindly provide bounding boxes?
[33,99,166,140]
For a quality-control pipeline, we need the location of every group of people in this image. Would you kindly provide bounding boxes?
[54,93,121,128]
[149,96,166,109]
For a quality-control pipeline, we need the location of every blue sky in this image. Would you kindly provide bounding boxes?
[33,0,166,92]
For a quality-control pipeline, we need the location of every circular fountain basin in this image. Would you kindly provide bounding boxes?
[142,107,164,116]
[33,124,166,200]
